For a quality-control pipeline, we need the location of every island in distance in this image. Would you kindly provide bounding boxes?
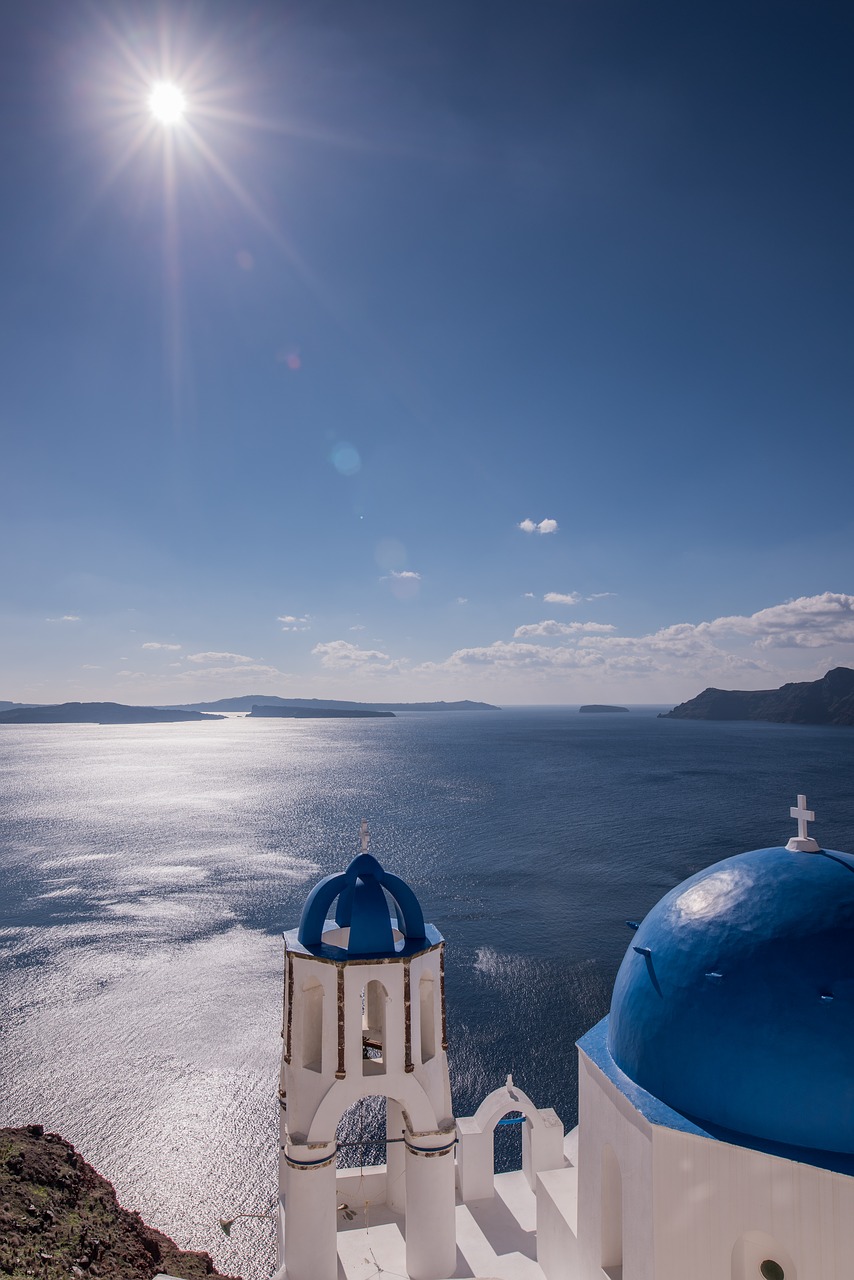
[579,704,629,713]
[0,702,224,725]
[167,695,500,713]
[660,666,854,726]
[251,704,394,719]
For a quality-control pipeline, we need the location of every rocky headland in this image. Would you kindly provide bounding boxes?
[660,666,854,725]
[0,1125,239,1280]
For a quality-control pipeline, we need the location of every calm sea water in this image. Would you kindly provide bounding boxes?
[2,708,854,1278]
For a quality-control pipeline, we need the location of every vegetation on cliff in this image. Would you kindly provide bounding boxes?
[0,1126,239,1280]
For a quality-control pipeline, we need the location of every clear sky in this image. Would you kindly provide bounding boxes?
[2,0,853,705]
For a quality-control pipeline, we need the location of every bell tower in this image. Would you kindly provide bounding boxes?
[277,822,456,1280]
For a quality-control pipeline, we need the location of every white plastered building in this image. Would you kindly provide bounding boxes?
[273,801,854,1280]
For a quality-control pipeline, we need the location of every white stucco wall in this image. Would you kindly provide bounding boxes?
[573,1044,854,1280]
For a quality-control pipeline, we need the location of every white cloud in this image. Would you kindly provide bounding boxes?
[588,592,617,600]
[544,591,582,605]
[417,598,854,687]
[518,518,558,535]
[185,651,255,664]
[349,624,366,631]
[312,640,404,673]
[522,592,535,599]
[81,664,101,670]
[386,570,421,580]
[47,615,80,623]
[514,620,617,638]
[142,641,182,651]
[698,592,854,649]
[173,663,285,682]
[116,670,146,679]
[456,597,469,605]
[277,615,311,632]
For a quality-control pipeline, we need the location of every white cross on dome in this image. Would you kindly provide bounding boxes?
[786,793,819,852]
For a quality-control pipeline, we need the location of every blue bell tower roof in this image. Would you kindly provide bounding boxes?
[291,843,440,961]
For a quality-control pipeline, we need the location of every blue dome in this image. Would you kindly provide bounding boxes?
[297,851,429,959]
[608,844,854,1154]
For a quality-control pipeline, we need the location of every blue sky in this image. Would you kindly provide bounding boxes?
[2,0,853,704]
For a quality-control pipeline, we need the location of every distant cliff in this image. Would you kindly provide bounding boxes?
[660,667,854,725]
[250,705,394,719]
[0,702,224,725]
[0,1125,239,1280]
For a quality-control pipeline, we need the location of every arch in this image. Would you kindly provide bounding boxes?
[456,1077,564,1201]
[362,979,388,1076]
[300,978,324,1073]
[306,1072,441,1144]
[601,1143,623,1276]
[335,1093,388,1169]
[469,1076,544,1133]
[732,1231,797,1280]
[419,973,436,1063]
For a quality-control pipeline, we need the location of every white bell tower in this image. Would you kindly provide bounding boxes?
[276,823,456,1280]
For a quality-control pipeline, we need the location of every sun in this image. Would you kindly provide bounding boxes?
[148,81,186,125]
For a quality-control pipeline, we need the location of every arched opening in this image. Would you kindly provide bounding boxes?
[336,1094,388,1169]
[493,1109,524,1174]
[419,974,436,1063]
[301,979,324,1072]
[362,979,388,1076]
[601,1143,623,1278]
[732,1232,797,1280]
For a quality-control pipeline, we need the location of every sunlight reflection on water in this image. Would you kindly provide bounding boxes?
[2,712,853,1277]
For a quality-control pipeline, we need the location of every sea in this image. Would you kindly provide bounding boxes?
[2,707,854,1279]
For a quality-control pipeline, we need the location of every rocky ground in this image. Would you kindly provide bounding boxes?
[0,1126,240,1280]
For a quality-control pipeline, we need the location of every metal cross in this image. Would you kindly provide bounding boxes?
[790,794,815,843]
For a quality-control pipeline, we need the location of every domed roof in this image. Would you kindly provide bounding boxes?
[608,831,854,1154]
[296,824,430,959]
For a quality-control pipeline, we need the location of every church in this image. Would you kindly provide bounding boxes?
[272,800,854,1280]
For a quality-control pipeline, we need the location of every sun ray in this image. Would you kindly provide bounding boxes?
[182,122,312,275]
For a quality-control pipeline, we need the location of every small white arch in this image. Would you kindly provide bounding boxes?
[456,1076,564,1201]
[732,1231,797,1280]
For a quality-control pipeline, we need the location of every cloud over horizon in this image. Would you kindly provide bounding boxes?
[312,640,404,673]
[514,620,617,638]
[417,594,854,691]
[186,651,256,664]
